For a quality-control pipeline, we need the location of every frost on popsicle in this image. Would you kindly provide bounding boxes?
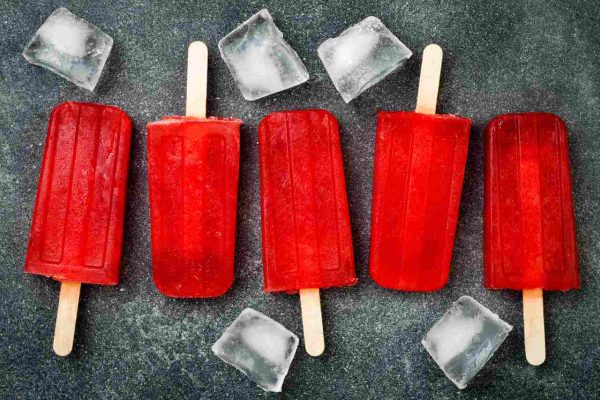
[318,16,412,103]
[23,8,113,91]
[421,296,512,389]
[212,308,299,392]
[218,9,309,101]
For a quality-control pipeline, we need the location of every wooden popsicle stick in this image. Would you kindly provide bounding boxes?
[523,288,546,365]
[299,288,325,357]
[415,44,443,115]
[186,41,208,118]
[53,281,81,356]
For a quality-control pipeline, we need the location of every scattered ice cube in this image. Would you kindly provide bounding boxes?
[421,296,512,389]
[318,16,412,103]
[218,9,309,101]
[212,308,299,392]
[23,8,113,91]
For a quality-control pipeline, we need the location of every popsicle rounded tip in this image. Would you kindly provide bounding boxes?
[424,43,443,57]
[526,352,545,366]
[305,341,325,357]
[188,41,208,54]
[53,341,73,357]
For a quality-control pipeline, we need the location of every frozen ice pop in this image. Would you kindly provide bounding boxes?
[147,42,242,298]
[147,117,241,297]
[369,44,471,291]
[259,109,356,356]
[484,112,579,365]
[25,101,132,355]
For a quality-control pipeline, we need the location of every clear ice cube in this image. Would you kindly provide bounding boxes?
[212,308,299,392]
[218,9,309,101]
[23,8,113,91]
[421,296,512,389]
[317,16,412,103]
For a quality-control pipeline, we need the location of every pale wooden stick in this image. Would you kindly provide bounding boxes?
[299,288,325,357]
[53,281,81,356]
[523,288,546,365]
[415,44,443,115]
[186,41,208,118]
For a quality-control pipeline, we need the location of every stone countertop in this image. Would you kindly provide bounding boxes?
[1,0,599,398]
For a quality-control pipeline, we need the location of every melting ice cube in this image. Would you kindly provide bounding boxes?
[421,296,512,389]
[212,308,299,392]
[23,8,113,91]
[318,16,412,103]
[218,9,309,101]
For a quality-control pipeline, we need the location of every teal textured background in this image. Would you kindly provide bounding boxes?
[1,0,599,398]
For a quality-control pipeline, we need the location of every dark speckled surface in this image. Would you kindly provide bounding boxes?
[1,1,599,399]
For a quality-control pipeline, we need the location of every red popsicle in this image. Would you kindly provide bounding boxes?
[25,101,132,355]
[147,42,242,298]
[147,117,241,297]
[259,109,356,355]
[369,44,471,291]
[484,112,579,365]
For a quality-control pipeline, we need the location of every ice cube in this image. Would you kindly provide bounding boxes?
[421,296,512,389]
[218,9,309,101]
[23,8,113,91]
[317,16,412,103]
[212,308,299,392]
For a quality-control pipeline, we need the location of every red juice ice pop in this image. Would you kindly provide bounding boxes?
[369,44,471,291]
[147,42,242,298]
[484,112,579,365]
[259,109,356,356]
[25,101,132,356]
[147,117,241,297]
